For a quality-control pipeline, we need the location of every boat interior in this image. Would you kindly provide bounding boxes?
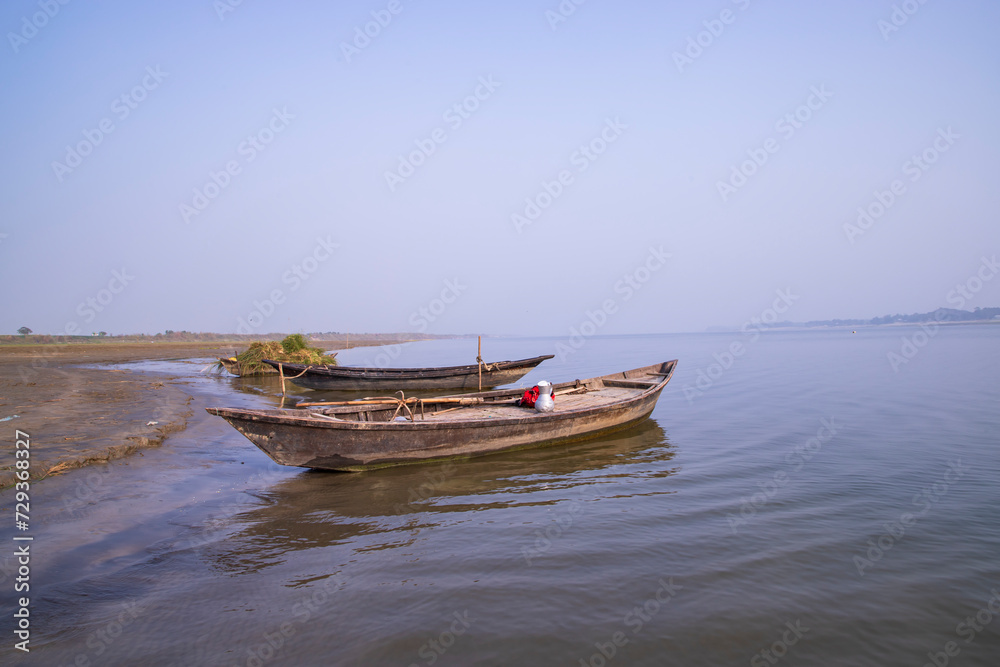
[288,361,677,424]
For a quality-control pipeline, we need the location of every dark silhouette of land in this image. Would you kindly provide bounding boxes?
[780,307,1000,329]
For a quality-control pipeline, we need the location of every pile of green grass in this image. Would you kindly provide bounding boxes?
[220,335,338,374]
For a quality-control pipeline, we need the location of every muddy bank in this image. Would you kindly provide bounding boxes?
[0,361,194,488]
[0,339,399,487]
[0,338,386,366]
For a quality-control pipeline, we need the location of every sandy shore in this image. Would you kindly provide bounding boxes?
[0,339,383,488]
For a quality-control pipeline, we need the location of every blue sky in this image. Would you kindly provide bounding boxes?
[1,0,998,335]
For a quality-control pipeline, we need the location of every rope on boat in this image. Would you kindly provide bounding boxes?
[278,363,314,398]
[348,392,422,422]
[388,391,417,422]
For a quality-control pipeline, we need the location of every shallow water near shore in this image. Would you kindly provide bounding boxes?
[3,328,999,666]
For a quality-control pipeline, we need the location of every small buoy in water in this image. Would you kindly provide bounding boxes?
[852,331,856,334]
[534,380,554,412]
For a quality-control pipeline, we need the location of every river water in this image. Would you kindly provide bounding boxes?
[3,327,999,666]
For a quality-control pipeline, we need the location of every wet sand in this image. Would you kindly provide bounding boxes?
[0,340,382,488]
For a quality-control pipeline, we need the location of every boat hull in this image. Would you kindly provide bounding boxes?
[214,394,659,470]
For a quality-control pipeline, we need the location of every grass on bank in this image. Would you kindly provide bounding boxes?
[215,334,338,375]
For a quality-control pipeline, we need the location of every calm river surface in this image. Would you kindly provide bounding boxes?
[3,328,999,666]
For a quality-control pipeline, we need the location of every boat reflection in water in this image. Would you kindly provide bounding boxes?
[196,419,675,576]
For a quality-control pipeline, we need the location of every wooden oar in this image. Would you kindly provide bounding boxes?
[295,396,485,408]
[295,399,402,408]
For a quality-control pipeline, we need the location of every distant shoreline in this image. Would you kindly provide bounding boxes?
[0,332,462,347]
[706,319,1000,333]
[706,306,1000,333]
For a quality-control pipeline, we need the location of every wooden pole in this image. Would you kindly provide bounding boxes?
[478,335,482,392]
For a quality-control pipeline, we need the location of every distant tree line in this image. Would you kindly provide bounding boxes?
[797,307,1000,328]
[2,330,460,345]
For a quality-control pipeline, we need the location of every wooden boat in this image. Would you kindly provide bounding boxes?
[262,354,554,391]
[206,360,677,471]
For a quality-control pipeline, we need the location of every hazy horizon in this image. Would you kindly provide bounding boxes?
[2,1,998,337]
[6,301,999,338]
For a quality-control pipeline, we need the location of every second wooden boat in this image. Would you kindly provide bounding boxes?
[262,354,554,391]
